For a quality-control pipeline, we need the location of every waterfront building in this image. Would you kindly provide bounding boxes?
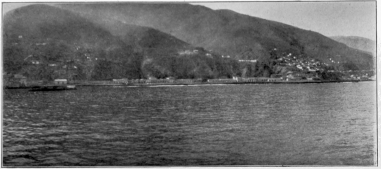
[54,79,67,85]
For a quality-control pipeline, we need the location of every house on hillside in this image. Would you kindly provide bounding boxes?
[4,74,27,87]
[179,50,198,55]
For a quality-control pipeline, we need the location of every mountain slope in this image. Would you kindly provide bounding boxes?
[57,3,374,71]
[78,14,192,56]
[3,4,138,80]
[330,36,375,54]
[4,4,243,80]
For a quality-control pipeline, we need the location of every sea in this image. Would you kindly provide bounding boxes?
[2,82,376,166]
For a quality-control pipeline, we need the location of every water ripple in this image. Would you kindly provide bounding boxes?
[3,82,376,166]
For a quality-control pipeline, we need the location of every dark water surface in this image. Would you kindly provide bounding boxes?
[3,82,376,166]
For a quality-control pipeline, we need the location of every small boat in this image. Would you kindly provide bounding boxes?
[29,85,76,91]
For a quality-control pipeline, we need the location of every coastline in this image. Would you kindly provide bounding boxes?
[4,79,371,89]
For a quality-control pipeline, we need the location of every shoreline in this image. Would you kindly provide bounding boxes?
[4,79,372,89]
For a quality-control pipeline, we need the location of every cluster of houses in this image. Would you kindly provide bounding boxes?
[178,49,199,56]
[341,71,375,81]
[276,53,323,73]
[178,49,214,58]
[4,45,374,88]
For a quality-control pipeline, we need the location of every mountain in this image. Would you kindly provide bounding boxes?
[57,3,374,71]
[3,4,140,80]
[3,4,241,80]
[78,14,191,56]
[330,36,375,54]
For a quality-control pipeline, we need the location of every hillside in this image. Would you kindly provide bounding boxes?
[3,4,242,80]
[4,4,139,80]
[330,36,375,54]
[57,3,374,71]
[79,15,192,56]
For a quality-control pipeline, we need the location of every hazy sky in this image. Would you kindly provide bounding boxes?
[3,2,35,14]
[193,1,376,40]
[3,1,376,40]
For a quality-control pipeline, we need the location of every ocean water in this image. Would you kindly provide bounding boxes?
[2,82,376,166]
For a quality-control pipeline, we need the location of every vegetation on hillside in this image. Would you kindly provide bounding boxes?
[3,4,374,82]
[3,5,249,81]
[57,3,374,71]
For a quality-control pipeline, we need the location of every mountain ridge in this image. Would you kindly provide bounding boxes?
[57,3,373,71]
[330,36,375,54]
[4,4,243,80]
[3,3,375,82]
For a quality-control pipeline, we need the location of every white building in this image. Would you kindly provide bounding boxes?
[54,79,67,85]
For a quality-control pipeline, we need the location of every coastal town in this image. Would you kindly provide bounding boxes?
[3,2,376,167]
[4,52,374,88]
[4,32,374,89]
